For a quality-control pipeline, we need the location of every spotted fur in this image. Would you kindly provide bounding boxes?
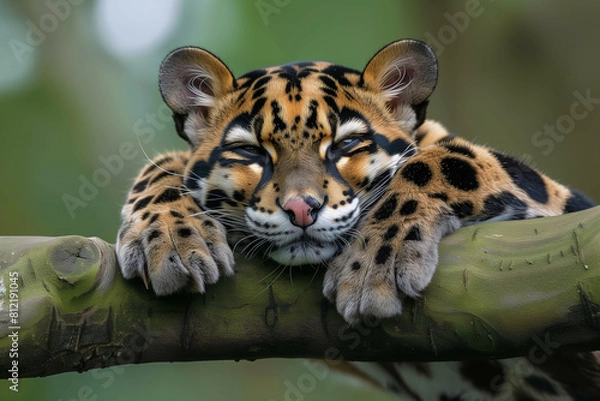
[116,40,598,400]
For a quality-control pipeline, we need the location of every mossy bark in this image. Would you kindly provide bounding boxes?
[1,206,600,378]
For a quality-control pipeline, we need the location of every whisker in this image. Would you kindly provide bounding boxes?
[247,238,271,259]
[251,265,289,299]
[136,136,189,181]
[235,236,261,255]
[259,264,287,284]
[308,264,324,288]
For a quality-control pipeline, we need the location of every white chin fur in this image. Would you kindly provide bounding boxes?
[270,242,337,265]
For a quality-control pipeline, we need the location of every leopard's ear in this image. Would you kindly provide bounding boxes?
[159,47,235,144]
[362,40,438,129]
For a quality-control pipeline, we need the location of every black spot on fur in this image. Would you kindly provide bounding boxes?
[189,160,212,179]
[178,227,192,238]
[238,68,267,87]
[523,375,558,394]
[184,176,200,191]
[404,226,421,241]
[153,156,174,166]
[141,211,150,220]
[296,61,316,69]
[352,261,361,271]
[233,190,245,202]
[459,360,504,395]
[492,152,548,204]
[321,65,359,86]
[399,200,418,216]
[323,96,339,114]
[374,134,411,157]
[482,192,527,220]
[450,201,474,218]
[401,162,432,187]
[132,178,149,193]
[149,170,176,185]
[154,188,181,204]
[306,100,319,129]
[170,210,184,218]
[373,195,398,221]
[429,192,449,202]
[375,245,392,265]
[206,189,237,209]
[249,196,261,207]
[271,100,287,133]
[564,189,596,213]
[203,220,215,228]
[148,214,159,224]
[142,156,173,176]
[442,144,475,158]
[133,195,153,212]
[321,87,337,97]
[252,86,266,100]
[253,75,272,89]
[253,116,265,137]
[319,75,337,91]
[147,230,161,242]
[251,97,267,117]
[383,225,399,241]
[440,157,479,191]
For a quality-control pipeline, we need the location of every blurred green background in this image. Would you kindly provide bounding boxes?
[1,0,599,400]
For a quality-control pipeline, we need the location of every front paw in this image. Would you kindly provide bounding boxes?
[117,208,234,295]
[323,224,441,325]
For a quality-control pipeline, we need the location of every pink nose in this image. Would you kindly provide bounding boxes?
[283,196,321,227]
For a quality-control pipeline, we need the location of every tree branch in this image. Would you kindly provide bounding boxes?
[1,206,600,379]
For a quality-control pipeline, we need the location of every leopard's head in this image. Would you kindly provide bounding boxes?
[158,40,437,265]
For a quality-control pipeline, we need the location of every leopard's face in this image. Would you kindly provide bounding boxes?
[159,41,437,265]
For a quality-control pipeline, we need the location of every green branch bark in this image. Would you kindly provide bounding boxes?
[1,206,600,379]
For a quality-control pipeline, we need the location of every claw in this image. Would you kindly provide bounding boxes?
[141,263,150,290]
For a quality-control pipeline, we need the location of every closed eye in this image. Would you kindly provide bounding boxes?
[228,143,266,158]
[332,136,365,153]
[326,134,372,161]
